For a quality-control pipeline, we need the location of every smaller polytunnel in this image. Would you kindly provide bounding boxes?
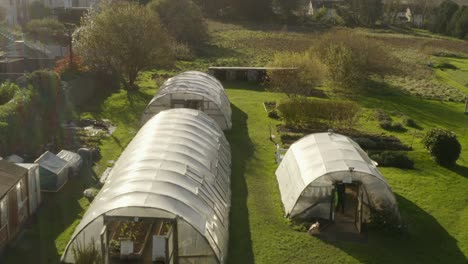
[62,108,231,264]
[141,71,232,130]
[276,132,400,222]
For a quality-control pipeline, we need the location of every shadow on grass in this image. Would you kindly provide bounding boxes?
[2,165,97,264]
[356,80,468,131]
[449,164,468,179]
[322,194,466,263]
[225,104,255,264]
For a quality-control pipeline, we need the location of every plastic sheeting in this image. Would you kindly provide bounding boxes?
[276,133,400,220]
[62,109,231,264]
[57,150,82,176]
[141,71,232,130]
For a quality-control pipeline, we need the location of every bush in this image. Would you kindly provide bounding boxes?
[0,82,19,105]
[402,116,418,128]
[148,0,208,47]
[374,108,391,122]
[267,51,326,97]
[313,29,395,90]
[268,109,280,119]
[353,137,377,150]
[370,151,414,169]
[422,128,461,166]
[379,121,406,132]
[277,97,360,129]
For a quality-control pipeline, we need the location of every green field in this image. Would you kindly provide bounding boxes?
[4,22,468,263]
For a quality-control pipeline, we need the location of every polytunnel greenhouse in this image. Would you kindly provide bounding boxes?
[141,71,232,130]
[62,109,231,264]
[276,132,400,230]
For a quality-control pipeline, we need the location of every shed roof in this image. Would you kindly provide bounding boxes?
[0,160,27,198]
[35,151,68,175]
[276,133,399,218]
[63,108,231,263]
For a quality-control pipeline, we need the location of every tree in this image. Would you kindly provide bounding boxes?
[148,0,208,46]
[0,6,6,22]
[276,0,301,21]
[349,0,383,26]
[448,6,468,39]
[422,128,461,166]
[429,0,459,34]
[267,51,325,97]
[75,2,173,90]
[313,29,395,90]
[25,18,68,44]
[383,0,402,25]
[230,0,274,21]
[28,1,51,20]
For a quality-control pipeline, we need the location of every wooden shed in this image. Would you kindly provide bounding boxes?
[0,160,31,252]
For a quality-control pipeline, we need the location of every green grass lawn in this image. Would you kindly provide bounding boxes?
[224,81,468,263]
[4,22,468,264]
[435,56,468,95]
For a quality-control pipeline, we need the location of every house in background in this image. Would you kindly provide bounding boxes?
[0,0,29,25]
[0,160,41,252]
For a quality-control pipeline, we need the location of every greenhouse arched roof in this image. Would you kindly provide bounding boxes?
[144,71,232,130]
[62,108,231,263]
[276,132,400,219]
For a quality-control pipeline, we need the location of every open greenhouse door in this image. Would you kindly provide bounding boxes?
[152,221,177,264]
[355,185,363,233]
[100,225,109,264]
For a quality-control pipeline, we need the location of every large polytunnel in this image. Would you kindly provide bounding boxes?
[276,132,400,222]
[62,109,231,264]
[141,71,232,130]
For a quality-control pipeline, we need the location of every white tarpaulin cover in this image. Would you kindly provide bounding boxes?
[276,132,400,220]
[141,71,232,130]
[57,150,82,174]
[62,109,231,264]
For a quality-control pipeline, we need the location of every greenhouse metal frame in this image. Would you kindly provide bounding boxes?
[141,71,232,130]
[62,109,231,264]
[276,132,400,224]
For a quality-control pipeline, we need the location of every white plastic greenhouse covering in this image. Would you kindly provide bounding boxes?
[141,71,232,130]
[276,132,400,221]
[62,109,231,264]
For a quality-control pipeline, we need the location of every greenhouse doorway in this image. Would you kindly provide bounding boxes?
[331,182,363,233]
[101,215,178,264]
[171,100,204,111]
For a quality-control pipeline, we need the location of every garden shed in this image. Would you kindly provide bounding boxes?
[276,132,400,231]
[62,108,231,264]
[16,163,42,215]
[0,161,31,251]
[34,151,69,192]
[57,150,82,177]
[141,71,232,130]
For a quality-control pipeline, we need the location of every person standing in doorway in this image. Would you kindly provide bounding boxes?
[336,183,345,214]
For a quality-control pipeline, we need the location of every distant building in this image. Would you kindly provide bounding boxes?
[0,0,29,25]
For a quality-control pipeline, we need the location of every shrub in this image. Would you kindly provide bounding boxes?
[313,29,395,90]
[353,137,377,150]
[422,128,461,166]
[268,109,280,119]
[370,151,414,169]
[72,238,102,264]
[277,98,360,129]
[267,51,326,97]
[0,82,19,105]
[374,108,391,122]
[402,116,418,128]
[380,121,406,132]
[54,53,89,80]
